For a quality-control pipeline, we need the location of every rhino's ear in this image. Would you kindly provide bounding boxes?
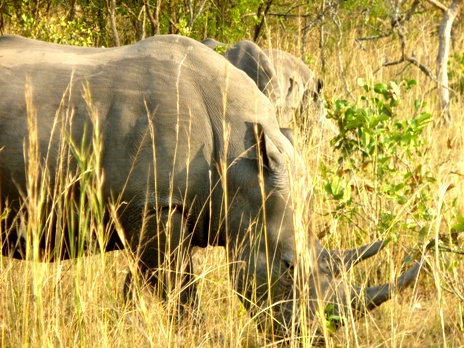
[252,123,284,172]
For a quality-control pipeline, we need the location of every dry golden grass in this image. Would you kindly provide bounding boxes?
[1,17,464,348]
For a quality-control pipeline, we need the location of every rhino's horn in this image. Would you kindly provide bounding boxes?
[330,240,386,276]
[354,259,423,312]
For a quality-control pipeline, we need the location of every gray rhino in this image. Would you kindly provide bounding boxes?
[264,48,325,127]
[201,39,325,128]
[201,38,292,125]
[201,38,282,107]
[0,34,420,341]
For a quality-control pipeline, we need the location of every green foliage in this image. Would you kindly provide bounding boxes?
[451,215,464,234]
[448,52,464,95]
[324,304,343,334]
[5,0,94,46]
[323,79,436,240]
[213,43,235,54]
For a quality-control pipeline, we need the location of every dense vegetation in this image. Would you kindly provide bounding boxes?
[0,0,463,347]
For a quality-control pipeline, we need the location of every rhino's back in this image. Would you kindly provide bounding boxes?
[0,35,278,205]
[224,41,282,104]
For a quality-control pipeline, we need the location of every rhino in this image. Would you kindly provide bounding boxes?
[264,48,325,128]
[0,34,421,342]
[201,38,293,125]
[202,38,325,128]
[201,38,283,109]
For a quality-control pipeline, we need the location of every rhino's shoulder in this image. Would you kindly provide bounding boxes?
[201,38,226,49]
[232,40,260,52]
[0,35,31,47]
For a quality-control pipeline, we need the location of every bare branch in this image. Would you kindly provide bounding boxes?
[253,0,273,42]
[424,238,464,255]
[355,32,393,42]
[436,0,464,123]
[301,0,348,33]
[302,0,348,62]
[268,12,318,18]
[189,0,208,30]
[406,56,437,80]
[331,8,355,100]
[144,0,161,36]
[425,0,448,12]
[107,0,120,46]
[373,54,457,97]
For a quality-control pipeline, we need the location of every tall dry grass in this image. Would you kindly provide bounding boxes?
[286,15,464,348]
[1,17,464,348]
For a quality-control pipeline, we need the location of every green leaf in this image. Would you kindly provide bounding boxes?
[456,215,464,224]
[414,99,424,111]
[417,112,432,124]
[345,119,363,130]
[389,98,400,107]
[381,104,393,117]
[374,83,388,94]
[451,223,464,233]
[342,184,352,202]
[324,182,333,195]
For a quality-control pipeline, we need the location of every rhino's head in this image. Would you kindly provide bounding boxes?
[264,48,326,128]
[226,123,421,341]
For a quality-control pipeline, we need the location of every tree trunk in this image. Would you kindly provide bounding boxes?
[253,0,273,42]
[136,4,146,41]
[188,0,208,30]
[68,0,77,21]
[0,1,4,35]
[145,0,161,36]
[436,0,463,124]
[108,0,120,46]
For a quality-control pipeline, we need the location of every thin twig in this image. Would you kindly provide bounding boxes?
[301,0,348,33]
[425,0,448,12]
[423,238,464,255]
[372,55,458,96]
[355,31,393,42]
[189,0,208,30]
[331,8,355,101]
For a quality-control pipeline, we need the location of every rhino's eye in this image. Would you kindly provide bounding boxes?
[282,256,294,274]
[283,262,294,284]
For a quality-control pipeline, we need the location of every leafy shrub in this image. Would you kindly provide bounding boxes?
[9,14,94,46]
[322,79,436,242]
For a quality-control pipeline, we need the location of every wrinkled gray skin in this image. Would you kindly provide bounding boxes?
[201,38,282,107]
[202,38,325,127]
[264,48,325,127]
[0,35,421,341]
[201,38,292,125]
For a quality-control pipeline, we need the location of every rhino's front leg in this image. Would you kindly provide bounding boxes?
[123,206,199,320]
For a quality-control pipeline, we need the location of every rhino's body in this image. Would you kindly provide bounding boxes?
[0,34,420,341]
[201,38,282,110]
[202,39,325,127]
[201,38,297,125]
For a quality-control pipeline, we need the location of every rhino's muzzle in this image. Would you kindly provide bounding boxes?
[257,241,423,342]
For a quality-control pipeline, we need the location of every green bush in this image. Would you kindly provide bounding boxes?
[322,79,436,242]
[6,0,94,46]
